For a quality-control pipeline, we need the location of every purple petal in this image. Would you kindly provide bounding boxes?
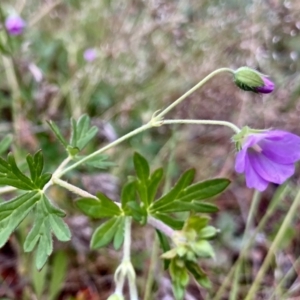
[255,77,275,94]
[244,154,269,191]
[259,130,300,164]
[248,152,295,184]
[235,149,247,173]
[235,133,270,173]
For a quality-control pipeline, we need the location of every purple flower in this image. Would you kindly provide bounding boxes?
[235,130,300,191]
[5,15,26,36]
[254,77,275,94]
[83,48,97,62]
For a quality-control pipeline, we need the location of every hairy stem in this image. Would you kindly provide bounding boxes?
[155,68,234,119]
[50,177,97,199]
[157,119,240,134]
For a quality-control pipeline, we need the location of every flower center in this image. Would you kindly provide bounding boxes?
[251,144,262,153]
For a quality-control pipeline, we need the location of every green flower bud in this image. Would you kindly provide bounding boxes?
[234,67,274,94]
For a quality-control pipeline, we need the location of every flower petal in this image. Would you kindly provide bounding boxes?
[244,154,269,191]
[260,138,300,164]
[248,151,295,184]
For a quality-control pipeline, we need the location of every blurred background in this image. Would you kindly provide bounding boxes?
[1,0,300,299]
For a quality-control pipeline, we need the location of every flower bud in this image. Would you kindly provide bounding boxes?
[5,15,26,36]
[234,67,274,94]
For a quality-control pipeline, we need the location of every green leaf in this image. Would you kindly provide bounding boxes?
[0,151,51,190]
[24,195,71,270]
[47,120,68,148]
[121,181,136,211]
[125,201,147,224]
[154,213,184,230]
[70,114,98,151]
[90,217,120,249]
[0,191,40,247]
[178,178,230,202]
[76,194,121,219]
[32,257,48,298]
[133,152,150,183]
[113,216,125,250]
[147,168,164,204]
[183,215,210,233]
[156,230,171,269]
[185,262,211,288]
[149,169,195,212]
[49,251,68,300]
[156,201,218,214]
[0,134,13,155]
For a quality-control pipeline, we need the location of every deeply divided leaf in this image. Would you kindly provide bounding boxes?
[0,151,51,190]
[90,217,121,249]
[76,194,121,219]
[0,191,40,247]
[70,114,98,151]
[149,169,195,212]
[24,195,71,270]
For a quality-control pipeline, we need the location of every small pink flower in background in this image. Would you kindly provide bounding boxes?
[83,48,97,62]
[235,130,300,191]
[5,15,26,36]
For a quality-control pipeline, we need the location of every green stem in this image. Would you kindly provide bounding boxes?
[148,216,175,237]
[244,188,300,300]
[57,68,235,176]
[49,177,97,199]
[158,119,240,134]
[143,235,159,300]
[114,217,138,299]
[213,185,288,300]
[59,123,152,176]
[230,190,261,300]
[155,68,234,119]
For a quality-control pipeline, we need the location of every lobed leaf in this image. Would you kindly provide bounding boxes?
[47,120,68,148]
[149,169,195,212]
[24,195,71,270]
[0,191,40,247]
[178,178,230,202]
[70,114,98,151]
[90,217,121,249]
[76,194,121,219]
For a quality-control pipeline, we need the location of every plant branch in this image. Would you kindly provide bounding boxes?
[155,68,234,119]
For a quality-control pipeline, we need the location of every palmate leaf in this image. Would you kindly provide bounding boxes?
[24,195,71,270]
[149,177,230,214]
[90,216,124,249]
[0,191,40,247]
[76,193,121,218]
[0,150,51,190]
[48,114,98,156]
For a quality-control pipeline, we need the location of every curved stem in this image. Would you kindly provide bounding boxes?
[50,177,97,199]
[148,216,175,237]
[158,119,240,134]
[59,123,152,176]
[155,68,234,119]
[244,188,300,300]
